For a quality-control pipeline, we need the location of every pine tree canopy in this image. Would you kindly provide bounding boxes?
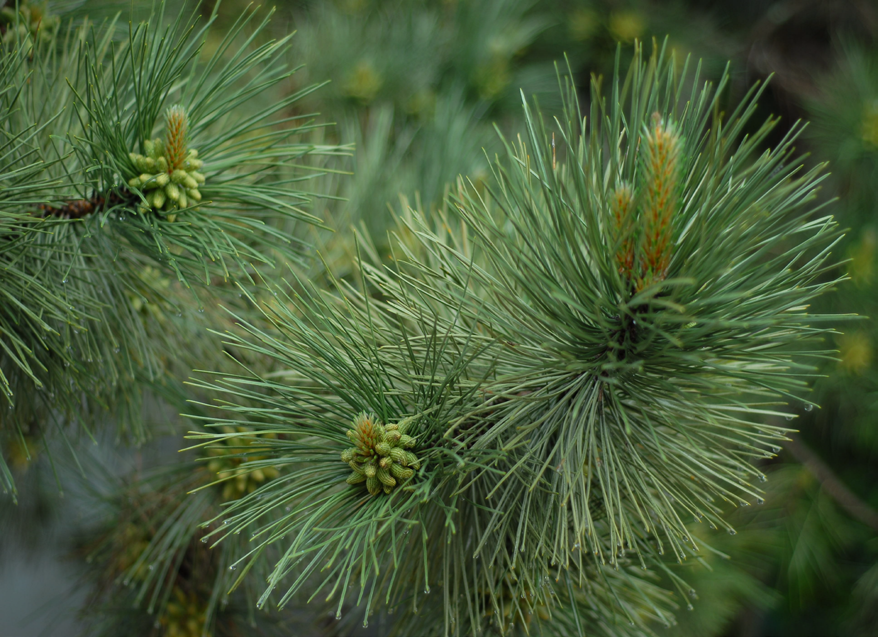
[185,42,843,636]
[0,1,346,498]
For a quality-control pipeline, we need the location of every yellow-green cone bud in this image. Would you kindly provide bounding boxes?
[366,476,381,496]
[390,464,414,480]
[377,467,396,487]
[150,190,166,209]
[125,106,205,220]
[399,435,415,448]
[340,412,421,497]
[346,472,366,485]
[375,442,391,456]
[403,451,420,469]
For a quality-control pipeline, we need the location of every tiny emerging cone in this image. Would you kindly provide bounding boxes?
[340,413,420,497]
[127,105,205,219]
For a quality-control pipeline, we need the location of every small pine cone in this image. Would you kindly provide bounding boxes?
[386,424,398,431]
[399,435,416,448]
[397,416,415,434]
[384,430,401,444]
[348,461,365,475]
[166,182,181,201]
[341,449,355,463]
[383,485,393,495]
[150,190,166,209]
[379,456,393,469]
[375,442,391,456]
[390,464,414,480]
[390,447,408,465]
[364,462,377,478]
[403,451,420,469]
[171,169,189,184]
[186,188,202,202]
[346,472,366,485]
[366,475,381,496]
[376,468,396,488]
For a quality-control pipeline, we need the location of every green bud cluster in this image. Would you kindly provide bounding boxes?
[342,413,420,496]
[127,106,205,221]
[128,141,204,220]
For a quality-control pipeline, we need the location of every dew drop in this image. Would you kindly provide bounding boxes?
[804,404,814,412]
[336,612,342,620]
[758,474,767,483]
[200,537,207,543]
[62,279,68,284]
[688,589,697,598]
[687,604,694,611]
[756,497,764,505]
[197,307,204,313]
[363,620,369,628]
[785,415,794,422]
[176,312,182,317]
[771,446,781,453]
[727,529,737,536]
[148,564,155,571]
[229,565,236,571]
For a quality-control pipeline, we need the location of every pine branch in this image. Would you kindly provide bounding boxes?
[0,1,347,499]
[182,40,843,637]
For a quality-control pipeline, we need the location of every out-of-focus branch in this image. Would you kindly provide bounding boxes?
[785,435,878,532]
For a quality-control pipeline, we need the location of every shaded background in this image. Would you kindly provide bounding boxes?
[2,0,877,635]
